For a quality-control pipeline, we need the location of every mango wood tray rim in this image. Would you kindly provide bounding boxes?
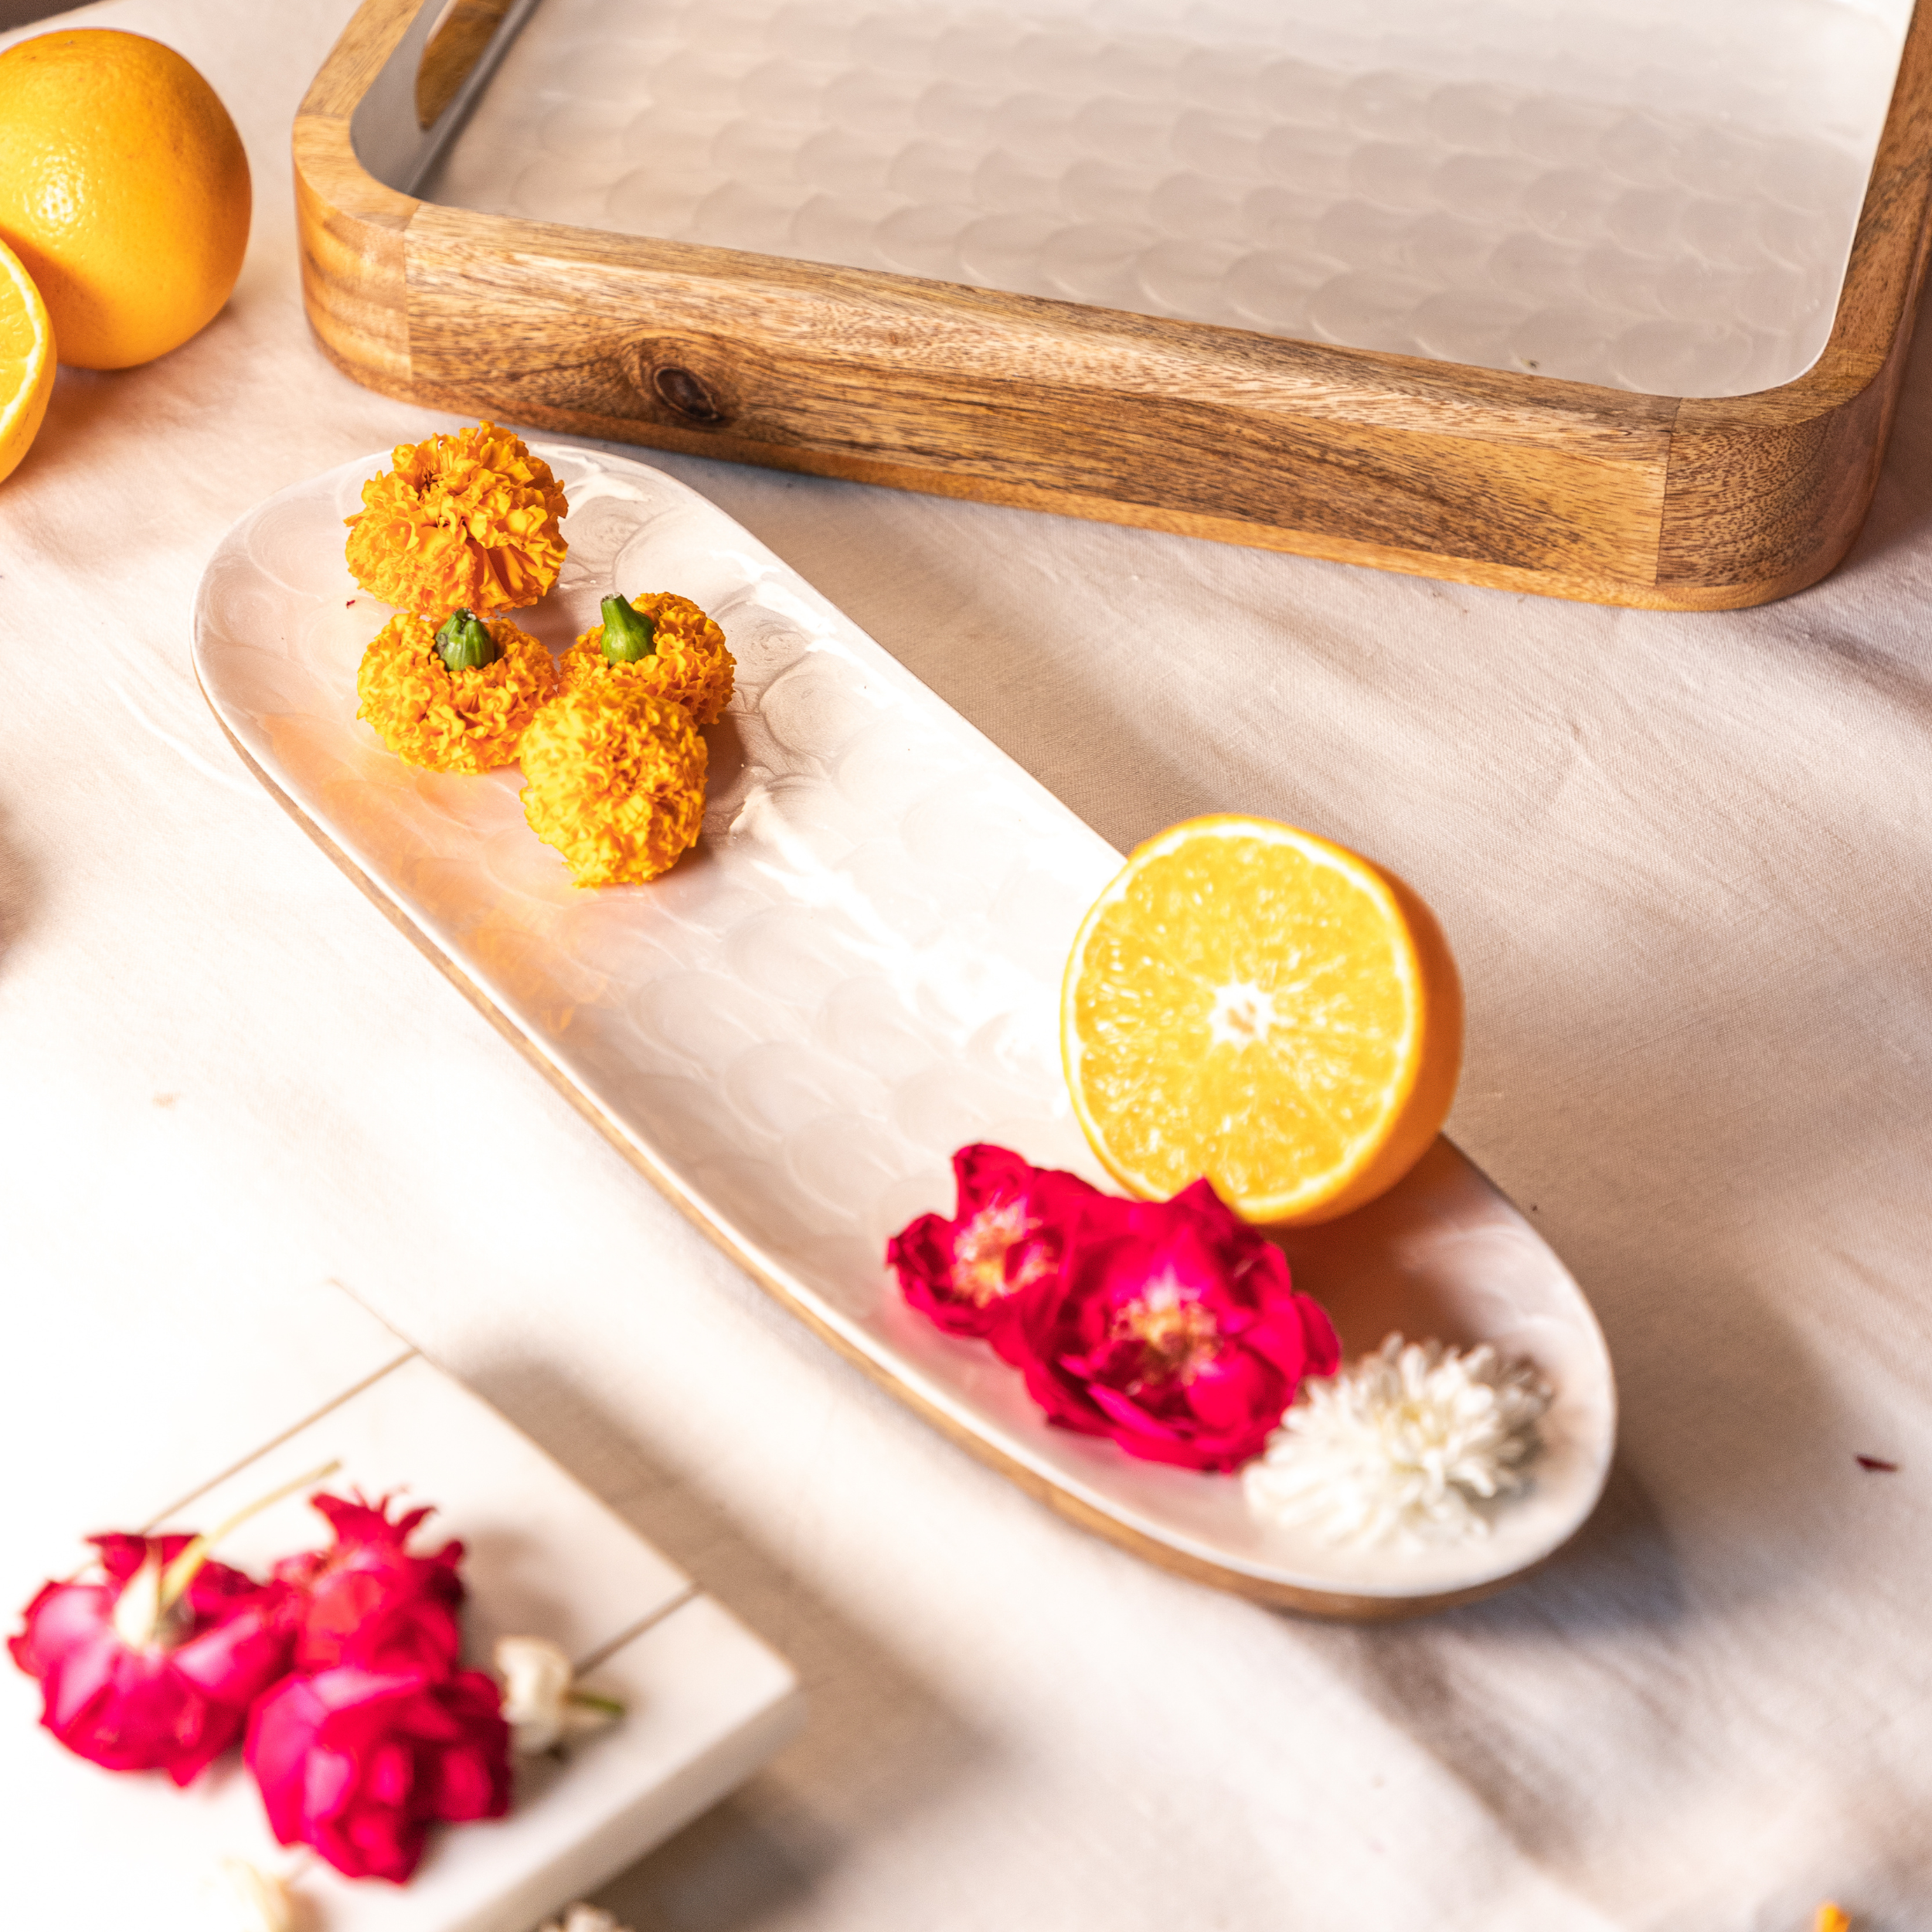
[294,0,1932,610]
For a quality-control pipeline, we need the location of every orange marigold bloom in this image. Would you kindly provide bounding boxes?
[344,422,569,618]
[355,613,556,774]
[520,685,707,887]
[559,591,736,726]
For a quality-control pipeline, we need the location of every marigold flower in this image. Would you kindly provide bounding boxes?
[519,684,707,887]
[559,590,736,726]
[356,612,556,774]
[344,421,568,618]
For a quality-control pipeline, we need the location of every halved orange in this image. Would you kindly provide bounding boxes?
[0,235,53,488]
[1062,815,1463,1226]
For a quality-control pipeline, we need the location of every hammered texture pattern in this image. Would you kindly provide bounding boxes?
[192,445,1614,1595]
[422,0,1910,398]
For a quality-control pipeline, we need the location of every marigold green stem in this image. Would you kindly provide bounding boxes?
[600,594,657,663]
[435,607,497,671]
[569,1689,628,1719]
[156,1458,342,1616]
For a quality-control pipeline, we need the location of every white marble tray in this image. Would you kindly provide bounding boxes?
[413,0,1911,399]
[1,1332,803,1932]
[191,440,1616,1614]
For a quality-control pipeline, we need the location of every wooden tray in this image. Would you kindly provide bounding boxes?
[192,442,1617,1621]
[296,0,1932,610]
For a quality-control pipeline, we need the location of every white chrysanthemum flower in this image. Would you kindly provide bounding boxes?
[1244,1335,1552,1548]
[537,1906,633,1932]
[202,1859,294,1932]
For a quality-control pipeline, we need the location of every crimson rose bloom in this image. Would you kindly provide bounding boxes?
[275,1495,464,1674]
[246,1662,511,1882]
[1015,1179,1341,1471]
[887,1144,1101,1362]
[8,1534,291,1785]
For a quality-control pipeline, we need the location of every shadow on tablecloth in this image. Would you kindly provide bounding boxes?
[469,1355,990,1932]
[0,798,37,971]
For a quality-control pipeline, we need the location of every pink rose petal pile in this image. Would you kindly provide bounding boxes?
[9,1492,509,1884]
[9,1533,288,1787]
[889,1145,1342,1473]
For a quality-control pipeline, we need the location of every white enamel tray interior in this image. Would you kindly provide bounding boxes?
[413,0,1911,400]
[192,444,1615,1606]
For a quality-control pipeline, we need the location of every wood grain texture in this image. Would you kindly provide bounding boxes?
[399,209,1675,590]
[294,121,413,390]
[294,0,1932,609]
[415,0,518,128]
[1655,4,1932,598]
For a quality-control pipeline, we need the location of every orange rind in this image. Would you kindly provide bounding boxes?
[0,236,53,486]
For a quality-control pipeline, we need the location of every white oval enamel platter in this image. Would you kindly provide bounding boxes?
[192,443,1616,1617]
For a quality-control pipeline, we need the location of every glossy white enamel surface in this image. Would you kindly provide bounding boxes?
[192,444,1615,1603]
[413,0,1911,398]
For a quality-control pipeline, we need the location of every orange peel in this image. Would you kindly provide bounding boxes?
[0,236,53,487]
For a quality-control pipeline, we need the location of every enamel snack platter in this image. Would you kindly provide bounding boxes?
[192,443,1616,1617]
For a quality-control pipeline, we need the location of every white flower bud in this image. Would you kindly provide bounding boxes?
[536,1904,631,1932]
[109,1548,170,1650]
[495,1634,577,1754]
[203,1859,295,1932]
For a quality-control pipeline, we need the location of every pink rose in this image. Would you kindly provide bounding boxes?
[245,1662,510,1883]
[887,1145,1103,1363]
[1015,1179,1341,1472]
[8,1534,291,1785]
[274,1494,464,1675]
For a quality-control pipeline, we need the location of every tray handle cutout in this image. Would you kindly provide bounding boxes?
[352,0,539,197]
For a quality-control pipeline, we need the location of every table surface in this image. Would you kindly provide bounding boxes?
[3,2,1929,1929]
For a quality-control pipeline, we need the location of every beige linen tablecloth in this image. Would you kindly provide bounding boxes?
[2,2,1928,1926]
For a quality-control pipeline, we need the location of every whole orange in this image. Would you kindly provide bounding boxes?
[0,29,250,370]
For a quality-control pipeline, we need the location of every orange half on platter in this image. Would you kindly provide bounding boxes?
[192,442,1615,1619]
[1064,815,1463,1226]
